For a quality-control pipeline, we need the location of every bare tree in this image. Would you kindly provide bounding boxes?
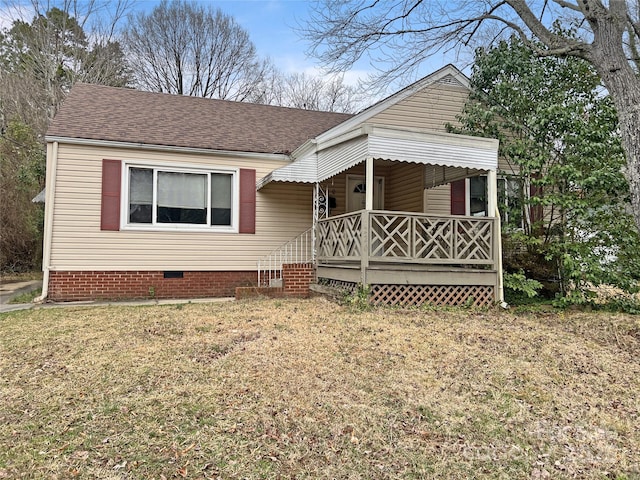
[242,62,286,106]
[303,0,640,232]
[124,0,272,101]
[278,72,364,112]
[245,69,364,113]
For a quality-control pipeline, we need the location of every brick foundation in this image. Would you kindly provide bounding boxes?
[234,263,315,300]
[235,286,284,300]
[48,270,257,302]
[282,263,314,298]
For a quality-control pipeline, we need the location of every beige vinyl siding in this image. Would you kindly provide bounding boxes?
[424,185,451,215]
[424,165,475,189]
[368,83,469,132]
[323,172,348,217]
[49,143,313,271]
[321,162,395,216]
[498,156,518,175]
[386,162,424,212]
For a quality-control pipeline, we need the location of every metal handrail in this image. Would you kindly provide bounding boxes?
[257,228,314,287]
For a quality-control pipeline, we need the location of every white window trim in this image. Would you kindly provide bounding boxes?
[497,175,524,229]
[464,176,487,217]
[466,175,523,227]
[121,162,240,233]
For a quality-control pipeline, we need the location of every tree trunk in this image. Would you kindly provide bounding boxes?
[612,89,640,233]
[587,15,640,233]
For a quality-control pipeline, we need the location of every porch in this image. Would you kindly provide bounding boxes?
[315,209,500,306]
[257,122,503,306]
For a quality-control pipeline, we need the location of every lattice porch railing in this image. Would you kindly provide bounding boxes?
[316,211,362,260]
[317,210,496,266]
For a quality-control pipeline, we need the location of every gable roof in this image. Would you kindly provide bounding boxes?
[46,84,353,155]
[259,65,483,188]
[311,64,469,147]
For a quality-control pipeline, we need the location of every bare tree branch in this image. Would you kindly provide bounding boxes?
[551,0,581,13]
[123,0,272,101]
[301,0,640,234]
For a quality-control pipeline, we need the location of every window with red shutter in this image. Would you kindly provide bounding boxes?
[239,168,256,234]
[101,159,121,231]
[112,163,254,233]
[450,179,466,215]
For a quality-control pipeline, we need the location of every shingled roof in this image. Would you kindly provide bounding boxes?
[47,84,354,155]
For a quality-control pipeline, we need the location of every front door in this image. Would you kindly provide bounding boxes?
[347,175,384,212]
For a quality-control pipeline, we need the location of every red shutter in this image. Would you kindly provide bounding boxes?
[101,159,121,231]
[529,181,543,224]
[450,179,466,215]
[239,168,256,234]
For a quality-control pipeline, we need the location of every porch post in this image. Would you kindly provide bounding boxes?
[365,156,374,210]
[495,215,505,303]
[487,169,498,219]
[360,209,369,285]
[312,183,319,261]
[487,169,505,303]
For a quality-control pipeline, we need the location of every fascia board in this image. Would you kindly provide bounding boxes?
[45,136,291,162]
[369,124,499,151]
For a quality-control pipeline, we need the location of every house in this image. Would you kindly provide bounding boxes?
[39,64,505,306]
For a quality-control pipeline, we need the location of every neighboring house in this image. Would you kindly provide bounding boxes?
[40,65,505,306]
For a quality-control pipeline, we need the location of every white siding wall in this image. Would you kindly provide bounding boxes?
[49,143,313,271]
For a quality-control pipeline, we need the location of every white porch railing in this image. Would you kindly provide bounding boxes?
[317,210,496,266]
[257,228,314,287]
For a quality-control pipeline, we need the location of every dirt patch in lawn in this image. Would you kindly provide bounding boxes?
[1,299,638,479]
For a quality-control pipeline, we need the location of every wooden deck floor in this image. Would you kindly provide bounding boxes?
[317,262,497,286]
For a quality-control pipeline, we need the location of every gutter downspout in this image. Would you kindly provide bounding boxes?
[487,169,505,304]
[495,207,505,304]
[34,141,58,303]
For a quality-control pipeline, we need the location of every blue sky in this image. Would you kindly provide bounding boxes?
[133,0,313,72]
[134,0,380,83]
[133,0,465,88]
[0,0,468,90]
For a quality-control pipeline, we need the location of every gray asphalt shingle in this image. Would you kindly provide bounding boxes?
[47,84,354,155]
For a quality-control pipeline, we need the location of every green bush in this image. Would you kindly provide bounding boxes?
[504,270,543,304]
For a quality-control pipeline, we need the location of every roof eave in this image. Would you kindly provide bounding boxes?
[45,136,292,162]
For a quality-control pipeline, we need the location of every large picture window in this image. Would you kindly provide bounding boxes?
[126,165,236,230]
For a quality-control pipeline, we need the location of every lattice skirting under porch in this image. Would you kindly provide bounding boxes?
[319,279,495,307]
[369,284,495,307]
[319,279,358,295]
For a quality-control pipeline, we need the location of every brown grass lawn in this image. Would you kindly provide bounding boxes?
[1,298,639,479]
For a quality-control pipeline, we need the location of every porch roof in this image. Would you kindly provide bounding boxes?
[257,124,499,190]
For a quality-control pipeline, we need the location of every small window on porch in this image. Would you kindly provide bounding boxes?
[469,176,487,216]
[452,175,522,224]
